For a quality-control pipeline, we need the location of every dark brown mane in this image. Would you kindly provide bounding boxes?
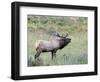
[59,38,71,49]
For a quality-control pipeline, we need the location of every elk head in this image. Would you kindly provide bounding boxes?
[56,32,71,49]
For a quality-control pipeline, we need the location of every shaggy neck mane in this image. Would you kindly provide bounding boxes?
[59,39,67,49]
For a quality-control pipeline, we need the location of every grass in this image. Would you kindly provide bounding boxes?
[27,15,88,66]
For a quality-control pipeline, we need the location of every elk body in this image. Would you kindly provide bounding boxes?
[34,33,71,59]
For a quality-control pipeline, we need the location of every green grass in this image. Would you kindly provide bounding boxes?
[27,15,88,66]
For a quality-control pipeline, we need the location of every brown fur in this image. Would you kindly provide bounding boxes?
[34,35,71,60]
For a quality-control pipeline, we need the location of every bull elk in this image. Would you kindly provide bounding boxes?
[34,32,71,60]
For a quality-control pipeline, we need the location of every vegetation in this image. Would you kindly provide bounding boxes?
[27,15,88,66]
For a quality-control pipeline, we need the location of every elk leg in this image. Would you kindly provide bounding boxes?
[51,50,57,60]
[54,50,57,58]
[34,52,40,59]
[34,49,41,59]
[51,51,54,60]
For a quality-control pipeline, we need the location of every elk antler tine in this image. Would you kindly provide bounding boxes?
[65,33,69,37]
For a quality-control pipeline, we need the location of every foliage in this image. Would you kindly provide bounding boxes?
[28,15,87,33]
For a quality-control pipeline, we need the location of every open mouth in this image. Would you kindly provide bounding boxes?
[68,38,71,42]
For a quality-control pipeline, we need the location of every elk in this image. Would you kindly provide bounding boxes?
[34,32,71,60]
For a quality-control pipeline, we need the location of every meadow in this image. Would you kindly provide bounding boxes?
[27,15,88,66]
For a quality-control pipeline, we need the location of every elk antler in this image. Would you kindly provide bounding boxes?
[65,33,69,37]
[60,33,68,38]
